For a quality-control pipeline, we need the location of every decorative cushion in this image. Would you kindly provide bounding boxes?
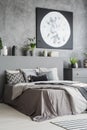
[5,70,25,85]
[39,68,59,81]
[20,69,39,82]
[29,74,48,82]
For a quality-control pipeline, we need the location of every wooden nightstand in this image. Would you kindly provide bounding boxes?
[64,68,87,83]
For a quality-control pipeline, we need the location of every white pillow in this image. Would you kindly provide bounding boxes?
[39,68,59,81]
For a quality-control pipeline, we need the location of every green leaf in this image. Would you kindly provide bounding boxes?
[70,57,78,64]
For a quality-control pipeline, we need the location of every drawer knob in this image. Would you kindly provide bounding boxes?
[76,73,79,76]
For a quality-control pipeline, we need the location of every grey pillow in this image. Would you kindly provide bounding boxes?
[39,68,59,81]
[21,69,37,82]
[39,71,57,81]
[6,71,25,85]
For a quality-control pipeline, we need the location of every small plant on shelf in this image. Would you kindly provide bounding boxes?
[70,57,78,68]
[27,37,36,51]
[23,37,36,56]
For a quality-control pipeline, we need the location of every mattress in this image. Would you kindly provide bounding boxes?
[0,103,87,130]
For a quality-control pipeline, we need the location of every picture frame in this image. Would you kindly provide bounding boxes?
[36,7,73,49]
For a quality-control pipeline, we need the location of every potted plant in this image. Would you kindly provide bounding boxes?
[23,37,36,56]
[70,57,78,68]
[0,38,3,55]
[28,37,36,55]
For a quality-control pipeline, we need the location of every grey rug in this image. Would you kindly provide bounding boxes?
[51,118,87,130]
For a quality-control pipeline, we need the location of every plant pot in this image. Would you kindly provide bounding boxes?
[0,49,3,55]
[30,50,35,56]
[23,50,30,56]
[71,63,78,68]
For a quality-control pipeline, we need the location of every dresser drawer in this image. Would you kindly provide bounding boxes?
[73,69,87,77]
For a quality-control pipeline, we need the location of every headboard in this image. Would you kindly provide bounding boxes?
[0,56,63,101]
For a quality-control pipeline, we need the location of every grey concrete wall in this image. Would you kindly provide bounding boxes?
[0,0,87,66]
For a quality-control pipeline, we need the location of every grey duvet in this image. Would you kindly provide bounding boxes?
[3,81,87,121]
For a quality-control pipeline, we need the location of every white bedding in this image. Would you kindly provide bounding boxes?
[0,103,87,130]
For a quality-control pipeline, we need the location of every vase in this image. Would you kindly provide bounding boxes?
[3,46,8,56]
[30,50,35,56]
[43,50,47,57]
[12,45,17,56]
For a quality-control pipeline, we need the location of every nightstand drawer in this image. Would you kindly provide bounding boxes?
[73,69,87,77]
[73,77,87,83]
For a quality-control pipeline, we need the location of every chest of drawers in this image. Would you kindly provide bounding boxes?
[64,68,87,83]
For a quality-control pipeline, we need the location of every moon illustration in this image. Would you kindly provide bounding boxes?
[40,11,71,47]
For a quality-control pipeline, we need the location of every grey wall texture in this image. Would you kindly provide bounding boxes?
[0,0,87,67]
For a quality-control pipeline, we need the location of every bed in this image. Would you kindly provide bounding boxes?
[3,80,87,121]
[1,56,87,122]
